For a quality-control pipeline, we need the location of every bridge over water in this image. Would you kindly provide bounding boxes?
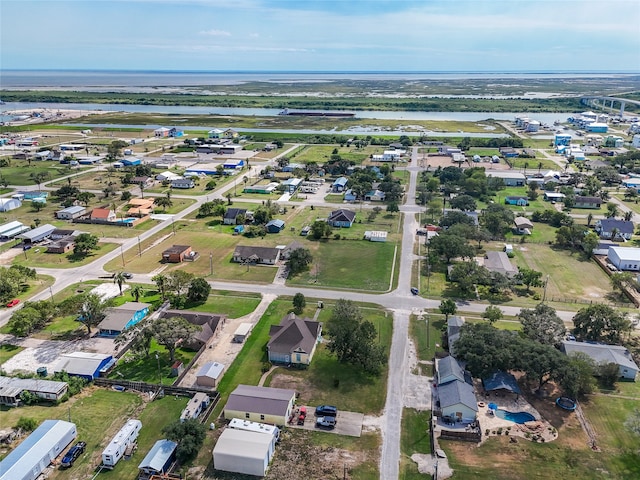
[581,95,640,116]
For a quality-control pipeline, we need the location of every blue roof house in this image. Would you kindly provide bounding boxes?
[344,189,357,202]
[98,302,151,336]
[138,439,178,478]
[265,219,285,233]
[332,177,348,192]
[121,158,141,166]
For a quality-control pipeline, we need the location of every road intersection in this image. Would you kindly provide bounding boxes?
[1,145,582,478]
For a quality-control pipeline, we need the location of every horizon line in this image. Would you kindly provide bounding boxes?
[2,69,639,75]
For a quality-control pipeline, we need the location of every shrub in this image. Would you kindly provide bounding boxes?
[15,417,38,431]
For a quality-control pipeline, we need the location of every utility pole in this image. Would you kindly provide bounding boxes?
[137,236,142,257]
[210,253,213,276]
[120,245,125,267]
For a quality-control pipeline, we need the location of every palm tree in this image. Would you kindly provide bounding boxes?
[624,211,633,222]
[130,285,144,302]
[587,213,594,227]
[113,271,128,295]
[29,172,50,191]
[538,161,543,173]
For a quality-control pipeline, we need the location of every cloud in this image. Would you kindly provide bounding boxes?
[200,29,231,36]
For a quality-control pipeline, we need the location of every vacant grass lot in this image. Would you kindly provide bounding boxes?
[290,145,378,165]
[400,409,432,480]
[12,242,119,269]
[104,206,400,291]
[0,163,89,186]
[513,243,613,303]
[0,388,144,477]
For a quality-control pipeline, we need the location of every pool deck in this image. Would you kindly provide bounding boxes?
[434,386,558,444]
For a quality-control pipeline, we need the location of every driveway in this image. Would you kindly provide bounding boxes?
[287,406,364,437]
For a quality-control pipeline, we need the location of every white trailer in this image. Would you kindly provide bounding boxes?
[101,419,142,468]
[233,323,253,343]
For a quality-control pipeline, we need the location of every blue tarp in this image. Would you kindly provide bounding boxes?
[482,371,521,394]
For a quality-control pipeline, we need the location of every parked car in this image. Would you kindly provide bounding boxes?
[316,416,336,429]
[410,287,419,295]
[297,406,307,425]
[315,405,338,417]
[122,272,133,279]
[60,441,86,468]
[6,299,20,308]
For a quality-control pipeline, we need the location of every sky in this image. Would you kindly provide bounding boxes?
[1,0,639,72]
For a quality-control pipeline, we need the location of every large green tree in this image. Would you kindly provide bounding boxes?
[150,316,201,362]
[187,277,211,304]
[73,233,99,258]
[325,299,387,375]
[162,419,207,463]
[572,304,632,344]
[287,248,313,276]
[518,303,566,346]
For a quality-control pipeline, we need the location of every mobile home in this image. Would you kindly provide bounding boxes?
[101,419,142,468]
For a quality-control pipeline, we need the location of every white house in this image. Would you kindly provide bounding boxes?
[562,341,638,381]
[0,420,77,480]
[607,246,640,271]
[438,380,478,423]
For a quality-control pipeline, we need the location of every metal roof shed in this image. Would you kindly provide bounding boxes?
[196,361,225,388]
[17,224,56,243]
[213,428,274,477]
[55,352,114,380]
[138,439,177,477]
[0,419,77,480]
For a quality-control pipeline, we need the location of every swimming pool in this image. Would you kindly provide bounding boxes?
[495,409,535,424]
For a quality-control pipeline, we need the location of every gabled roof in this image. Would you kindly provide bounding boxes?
[57,205,86,214]
[436,356,466,385]
[266,219,285,228]
[196,361,225,380]
[438,380,478,411]
[597,218,634,234]
[328,209,356,223]
[575,196,601,203]
[268,313,321,356]
[514,217,534,228]
[233,245,280,261]
[483,251,518,277]
[562,341,639,372]
[98,302,150,331]
[91,208,114,219]
[160,309,224,346]
[55,352,111,376]
[138,439,177,473]
[225,385,296,417]
[224,208,247,219]
[333,176,348,186]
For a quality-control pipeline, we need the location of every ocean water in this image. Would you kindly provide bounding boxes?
[0,70,635,88]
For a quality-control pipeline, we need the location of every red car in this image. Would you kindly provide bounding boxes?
[6,299,20,308]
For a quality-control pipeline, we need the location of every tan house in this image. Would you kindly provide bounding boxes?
[267,313,322,366]
[127,198,155,217]
[224,385,296,426]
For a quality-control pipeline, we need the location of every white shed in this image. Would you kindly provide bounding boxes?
[233,323,253,343]
[0,198,21,212]
[213,428,274,477]
[0,420,77,480]
[196,361,225,388]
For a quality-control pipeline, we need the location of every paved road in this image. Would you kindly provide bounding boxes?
[0,142,583,479]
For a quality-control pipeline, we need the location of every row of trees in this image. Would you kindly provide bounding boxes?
[452,301,634,398]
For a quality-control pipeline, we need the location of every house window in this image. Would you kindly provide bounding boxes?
[245,413,250,419]
[260,414,265,421]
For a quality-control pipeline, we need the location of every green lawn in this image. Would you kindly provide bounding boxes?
[108,339,198,385]
[0,344,24,364]
[288,239,396,291]
[0,389,143,474]
[582,394,640,478]
[409,314,446,366]
[185,291,262,319]
[0,163,88,185]
[99,395,189,480]
[400,409,432,480]
[12,242,119,269]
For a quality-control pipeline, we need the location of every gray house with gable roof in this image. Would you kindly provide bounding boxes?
[267,313,322,366]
